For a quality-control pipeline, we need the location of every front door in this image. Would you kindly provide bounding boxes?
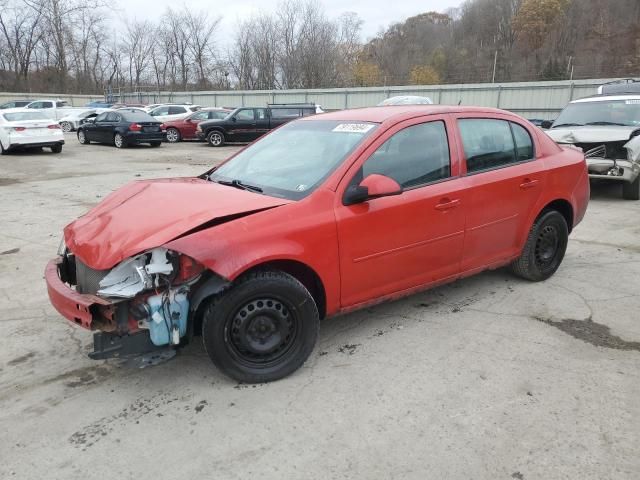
[85,112,108,142]
[454,116,547,272]
[335,117,467,307]
[228,108,257,142]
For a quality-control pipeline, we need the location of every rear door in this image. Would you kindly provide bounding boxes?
[253,108,270,140]
[453,115,546,272]
[335,116,467,307]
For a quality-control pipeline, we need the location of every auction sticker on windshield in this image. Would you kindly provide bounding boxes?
[332,123,375,133]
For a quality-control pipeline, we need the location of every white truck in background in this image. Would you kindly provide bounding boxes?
[24,99,86,121]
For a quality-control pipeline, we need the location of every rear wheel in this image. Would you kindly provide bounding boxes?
[77,130,89,144]
[207,130,224,147]
[510,210,568,282]
[114,133,127,148]
[202,271,319,383]
[0,139,7,155]
[166,128,180,143]
[60,121,73,133]
[50,144,62,154]
[622,175,640,200]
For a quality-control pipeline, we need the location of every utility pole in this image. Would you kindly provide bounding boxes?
[492,50,498,83]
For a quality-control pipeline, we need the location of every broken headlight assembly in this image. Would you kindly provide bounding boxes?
[97,248,205,346]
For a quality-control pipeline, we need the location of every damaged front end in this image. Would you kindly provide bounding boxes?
[48,246,227,360]
[579,136,640,182]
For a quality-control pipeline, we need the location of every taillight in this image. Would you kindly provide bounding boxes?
[13,127,26,132]
[129,123,142,131]
[48,124,61,129]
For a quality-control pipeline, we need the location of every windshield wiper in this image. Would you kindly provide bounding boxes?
[584,121,627,126]
[215,178,263,193]
[552,122,584,128]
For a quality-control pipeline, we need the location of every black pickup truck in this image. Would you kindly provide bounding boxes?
[197,103,320,146]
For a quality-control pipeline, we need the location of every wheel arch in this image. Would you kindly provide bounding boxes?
[539,198,574,233]
[237,259,327,320]
[190,259,327,336]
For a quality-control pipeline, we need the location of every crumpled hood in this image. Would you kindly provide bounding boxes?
[64,177,291,270]
[546,126,639,144]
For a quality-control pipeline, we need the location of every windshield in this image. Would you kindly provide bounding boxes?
[553,99,640,127]
[210,120,378,200]
[3,111,48,121]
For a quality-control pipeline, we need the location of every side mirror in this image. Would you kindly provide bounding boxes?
[540,120,553,129]
[343,174,402,206]
[231,116,237,122]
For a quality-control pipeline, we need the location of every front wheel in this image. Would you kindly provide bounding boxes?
[114,133,127,148]
[622,175,640,200]
[166,128,180,143]
[207,130,224,147]
[77,130,89,144]
[50,144,62,154]
[510,210,568,282]
[202,271,319,383]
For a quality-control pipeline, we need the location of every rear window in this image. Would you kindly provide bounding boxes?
[121,111,157,123]
[271,108,302,119]
[3,111,48,121]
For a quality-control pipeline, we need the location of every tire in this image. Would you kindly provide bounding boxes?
[50,144,62,154]
[510,210,568,282]
[77,130,89,144]
[207,130,224,147]
[149,141,161,147]
[202,271,320,383]
[622,175,640,200]
[114,133,127,148]
[60,121,73,133]
[0,139,7,155]
[166,128,180,143]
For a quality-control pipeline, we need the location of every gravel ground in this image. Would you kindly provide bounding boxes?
[0,133,639,479]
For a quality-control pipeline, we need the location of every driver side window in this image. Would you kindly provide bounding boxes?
[94,113,108,123]
[361,121,451,189]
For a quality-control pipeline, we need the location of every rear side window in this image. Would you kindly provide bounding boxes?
[169,106,186,115]
[362,121,451,189]
[511,123,534,161]
[271,108,302,119]
[459,119,533,173]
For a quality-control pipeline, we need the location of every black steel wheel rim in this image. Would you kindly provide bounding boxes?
[226,297,299,367]
[535,225,559,267]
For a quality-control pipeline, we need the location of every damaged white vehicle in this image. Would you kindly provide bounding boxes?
[546,94,640,200]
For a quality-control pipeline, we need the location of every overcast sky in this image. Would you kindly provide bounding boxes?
[119,0,464,42]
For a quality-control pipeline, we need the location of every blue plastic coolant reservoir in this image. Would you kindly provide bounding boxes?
[146,290,189,346]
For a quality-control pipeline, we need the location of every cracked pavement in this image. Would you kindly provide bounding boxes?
[1,137,639,479]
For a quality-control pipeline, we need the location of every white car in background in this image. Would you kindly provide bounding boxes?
[0,109,64,154]
[58,109,110,132]
[147,104,201,122]
[377,95,434,106]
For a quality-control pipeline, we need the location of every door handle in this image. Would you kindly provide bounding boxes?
[519,178,540,189]
[435,198,461,211]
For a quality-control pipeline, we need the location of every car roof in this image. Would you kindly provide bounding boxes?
[572,94,640,103]
[302,105,510,124]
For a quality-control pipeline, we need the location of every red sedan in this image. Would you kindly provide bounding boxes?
[163,108,232,142]
[46,106,589,383]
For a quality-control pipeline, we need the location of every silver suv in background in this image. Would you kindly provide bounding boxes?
[545,94,640,200]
